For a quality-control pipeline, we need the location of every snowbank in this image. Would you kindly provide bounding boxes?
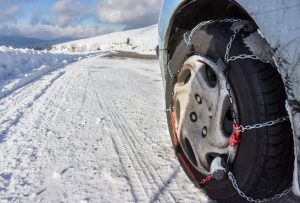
[0,24,158,98]
[51,24,158,55]
[0,46,105,98]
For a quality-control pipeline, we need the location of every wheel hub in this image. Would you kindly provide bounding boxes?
[173,55,238,175]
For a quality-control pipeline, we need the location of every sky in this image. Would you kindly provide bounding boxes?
[0,0,162,40]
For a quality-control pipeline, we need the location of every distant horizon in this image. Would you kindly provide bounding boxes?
[0,35,75,49]
[0,23,158,49]
[0,34,76,41]
[0,23,158,41]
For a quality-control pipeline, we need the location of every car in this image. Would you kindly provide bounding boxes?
[158,0,300,202]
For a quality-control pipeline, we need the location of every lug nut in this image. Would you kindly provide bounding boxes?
[195,94,202,104]
[190,112,197,122]
[202,126,207,137]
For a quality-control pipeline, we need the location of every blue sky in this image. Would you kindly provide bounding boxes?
[0,0,161,40]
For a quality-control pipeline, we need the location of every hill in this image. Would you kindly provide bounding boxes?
[51,24,158,55]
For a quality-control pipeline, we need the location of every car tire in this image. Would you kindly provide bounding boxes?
[165,23,294,202]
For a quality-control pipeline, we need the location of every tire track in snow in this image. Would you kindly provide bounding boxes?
[0,71,65,143]
[99,58,205,202]
[89,70,150,202]
[34,67,83,161]
[0,69,74,201]
[96,59,184,201]
[1,61,109,201]
[89,70,176,203]
[108,112,176,203]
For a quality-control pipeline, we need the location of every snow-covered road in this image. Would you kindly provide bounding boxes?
[0,55,211,202]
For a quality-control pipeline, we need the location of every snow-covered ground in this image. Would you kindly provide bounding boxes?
[0,55,212,202]
[0,25,158,100]
[0,46,107,99]
[0,25,158,101]
[51,25,158,55]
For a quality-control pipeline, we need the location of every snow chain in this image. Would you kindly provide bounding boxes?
[167,19,292,202]
[228,172,292,203]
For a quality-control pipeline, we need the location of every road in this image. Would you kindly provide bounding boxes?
[0,55,211,202]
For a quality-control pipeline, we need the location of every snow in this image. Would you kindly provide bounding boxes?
[0,56,211,202]
[51,24,158,55]
[0,46,107,99]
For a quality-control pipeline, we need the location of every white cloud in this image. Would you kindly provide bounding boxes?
[98,0,162,28]
[51,0,67,11]
[50,0,95,27]
[0,5,22,22]
[0,24,118,40]
[0,0,162,40]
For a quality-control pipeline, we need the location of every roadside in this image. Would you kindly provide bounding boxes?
[105,51,157,60]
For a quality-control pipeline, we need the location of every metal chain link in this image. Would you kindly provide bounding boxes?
[224,29,273,65]
[167,61,175,80]
[199,175,213,187]
[166,59,178,112]
[228,172,292,203]
[222,20,291,202]
[224,30,238,63]
[225,73,238,124]
[165,104,173,112]
[185,18,241,46]
[237,116,289,133]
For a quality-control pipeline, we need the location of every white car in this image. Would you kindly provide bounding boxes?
[158,0,300,202]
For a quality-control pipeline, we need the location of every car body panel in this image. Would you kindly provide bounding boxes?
[158,0,300,196]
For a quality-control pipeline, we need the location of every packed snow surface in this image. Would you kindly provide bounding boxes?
[51,24,158,55]
[0,55,212,202]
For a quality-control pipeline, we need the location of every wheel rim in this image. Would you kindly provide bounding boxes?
[173,55,238,175]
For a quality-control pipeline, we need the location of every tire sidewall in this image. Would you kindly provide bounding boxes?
[166,25,282,202]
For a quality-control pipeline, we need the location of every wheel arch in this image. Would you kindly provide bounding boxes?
[165,0,257,59]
